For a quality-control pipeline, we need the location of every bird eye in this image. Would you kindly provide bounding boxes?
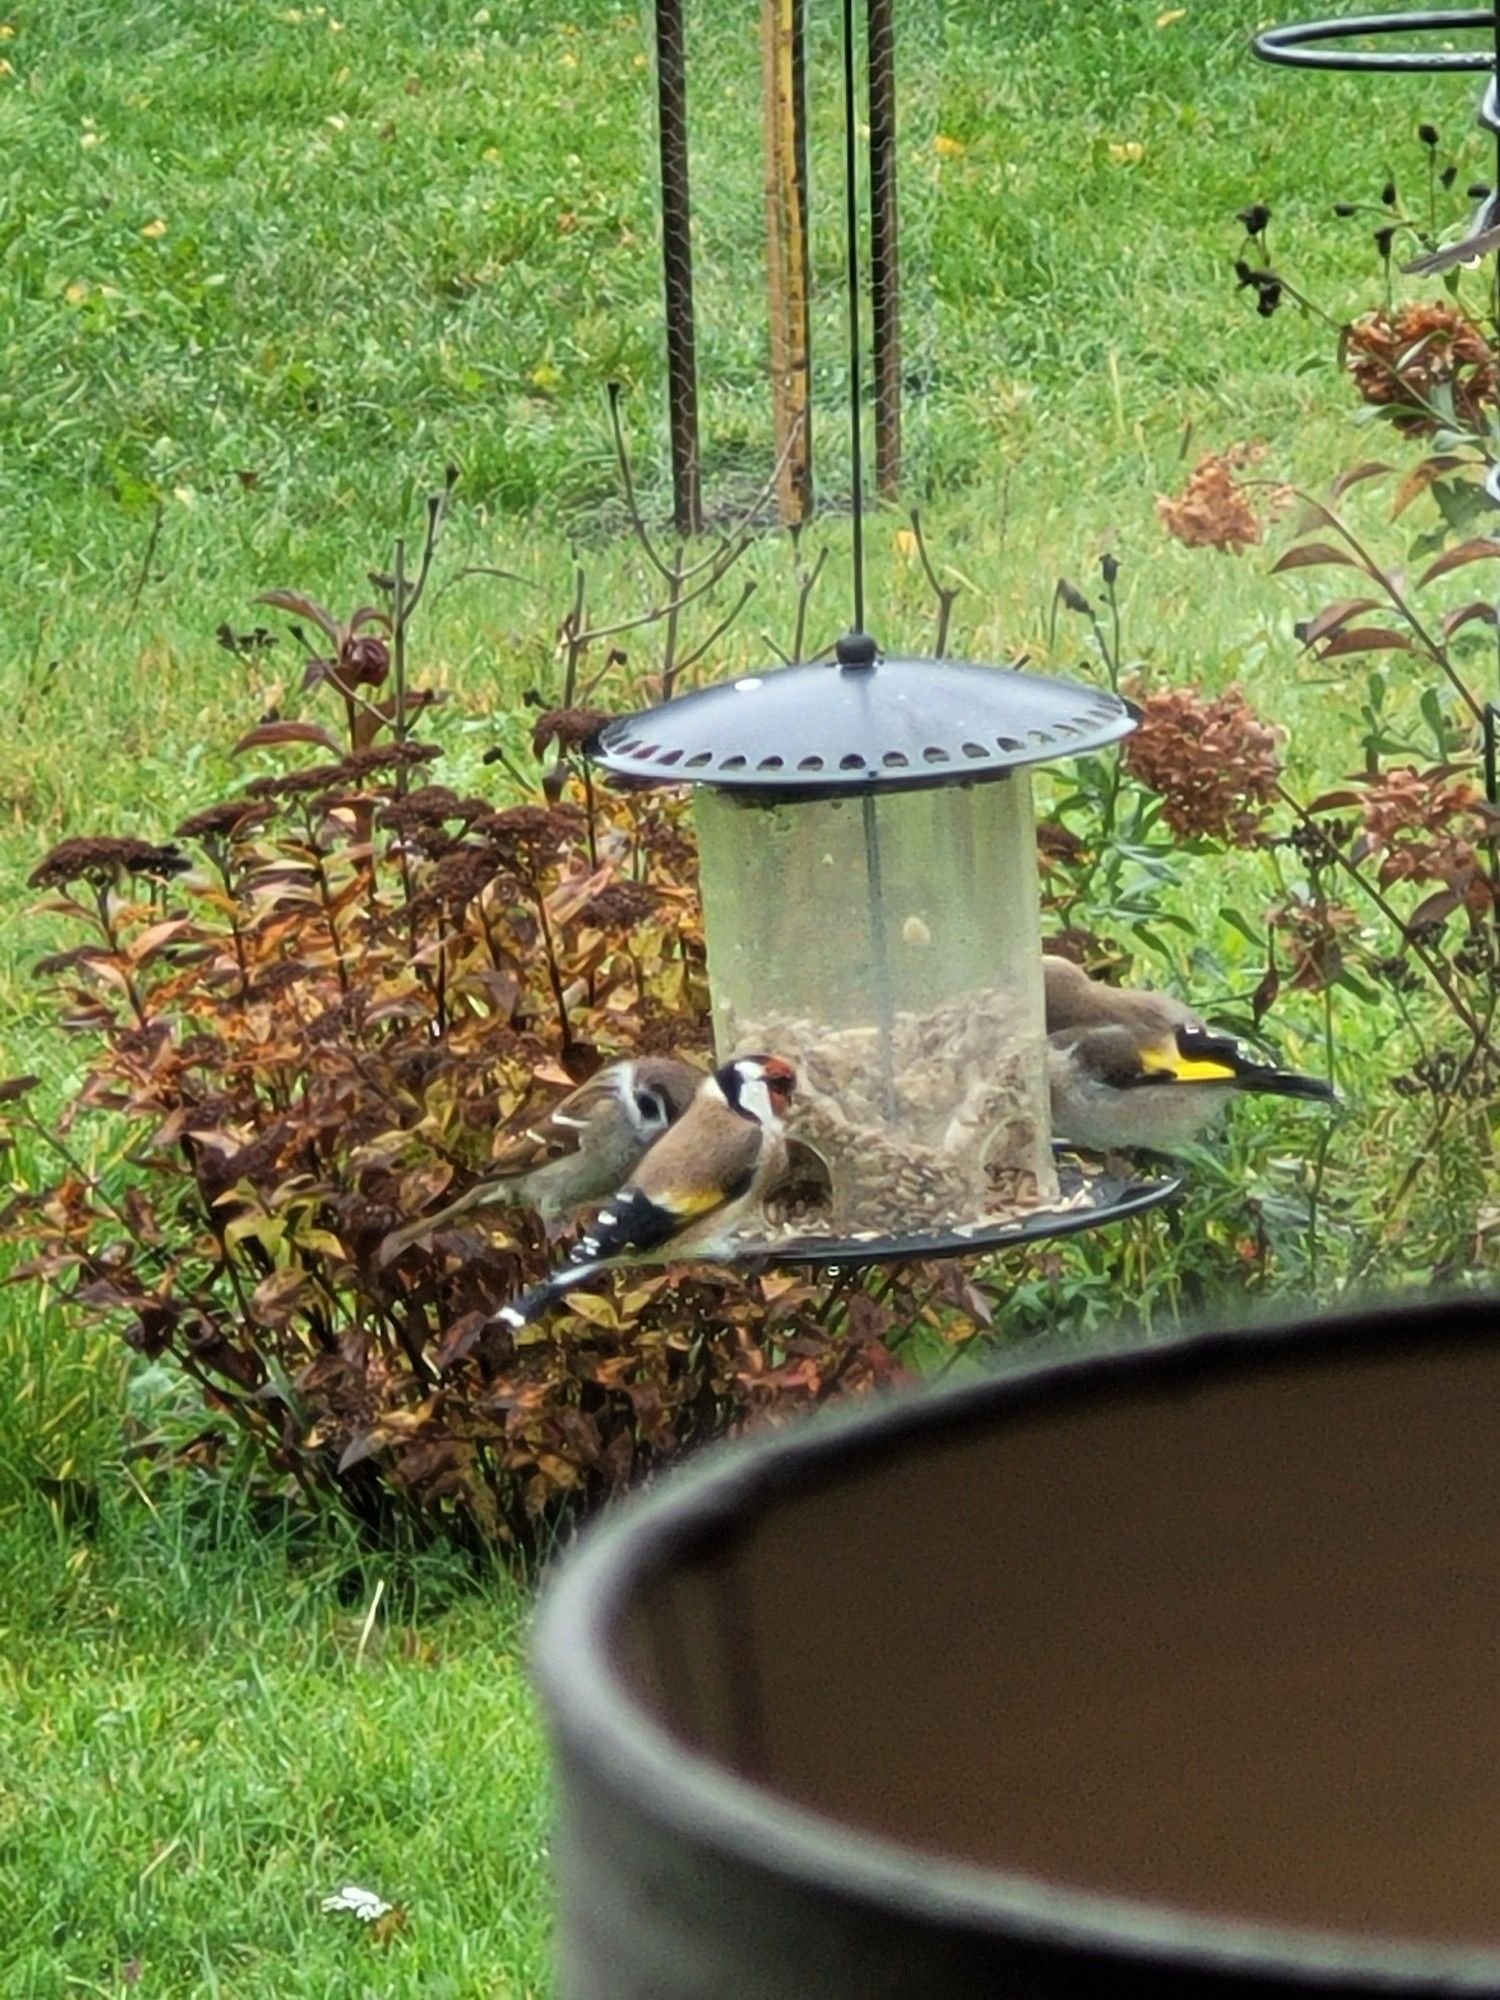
[635,1089,666,1125]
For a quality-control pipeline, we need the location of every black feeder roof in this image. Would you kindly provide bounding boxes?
[588,633,1136,797]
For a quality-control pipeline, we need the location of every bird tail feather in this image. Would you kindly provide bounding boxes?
[1174,1027,1335,1102]
[376,1183,512,1269]
[1228,1065,1336,1103]
[493,1259,604,1331]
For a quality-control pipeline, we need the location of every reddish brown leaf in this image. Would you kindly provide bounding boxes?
[1305,789,1364,812]
[1416,537,1500,587]
[1391,454,1469,519]
[1269,541,1362,574]
[1406,886,1464,933]
[435,1312,487,1373]
[232,720,343,756]
[345,605,393,636]
[127,917,196,967]
[249,1268,314,1329]
[1330,460,1392,499]
[1295,597,1381,648]
[1250,962,1281,1024]
[255,589,343,644]
[1315,626,1417,660]
[1442,601,1498,638]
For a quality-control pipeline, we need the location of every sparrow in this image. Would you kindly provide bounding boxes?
[375,1055,702,1267]
[495,1054,796,1328]
[1043,953,1335,1154]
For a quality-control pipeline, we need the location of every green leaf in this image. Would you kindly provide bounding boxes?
[1219,907,1265,949]
[1419,685,1450,749]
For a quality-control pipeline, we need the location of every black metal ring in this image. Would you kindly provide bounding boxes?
[1253,9,1494,72]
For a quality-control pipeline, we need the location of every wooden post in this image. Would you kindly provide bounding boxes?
[761,0,813,526]
[654,0,702,536]
[868,0,901,500]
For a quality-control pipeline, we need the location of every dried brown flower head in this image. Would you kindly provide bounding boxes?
[477,803,584,866]
[377,785,490,835]
[1358,764,1490,892]
[583,881,660,930]
[175,800,273,842]
[1345,303,1499,435]
[245,742,442,801]
[29,838,190,891]
[531,707,613,758]
[430,847,506,909]
[1269,897,1358,991]
[1156,447,1267,555]
[1122,683,1283,845]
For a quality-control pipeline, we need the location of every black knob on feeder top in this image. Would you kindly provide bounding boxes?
[835,630,879,671]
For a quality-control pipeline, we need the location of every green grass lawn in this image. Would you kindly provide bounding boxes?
[2,1,1496,1992]
[0,0,1487,955]
[1,1492,551,1999]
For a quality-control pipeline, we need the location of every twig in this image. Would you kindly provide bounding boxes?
[660,579,759,696]
[433,563,533,604]
[908,509,959,656]
[530,888,573,1049]
[560,564,586,709]
[391,535,408,747]
[608,380,676,583]
[792,543,827,662]
[400,465,457,629]
[124,502,165,629]
[607,381,809,586]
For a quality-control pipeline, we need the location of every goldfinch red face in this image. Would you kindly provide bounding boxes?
[759,1056,796,1116]
[718,1054,796,1124]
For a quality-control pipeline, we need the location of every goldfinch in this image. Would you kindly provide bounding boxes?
[1043,953,1335,1154]
[495,1054,795,1328]
[376,1055,702,1266]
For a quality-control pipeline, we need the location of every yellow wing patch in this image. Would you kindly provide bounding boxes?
[660,1184,728,1219]
[1138,1041,1238,1085]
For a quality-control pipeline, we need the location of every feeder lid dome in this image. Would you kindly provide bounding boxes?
[589,633,1136,795]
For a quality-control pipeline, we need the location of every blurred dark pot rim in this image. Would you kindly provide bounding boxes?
[532,1291,1500,1994]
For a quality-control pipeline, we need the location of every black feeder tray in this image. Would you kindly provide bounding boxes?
[590,634,1180,1267]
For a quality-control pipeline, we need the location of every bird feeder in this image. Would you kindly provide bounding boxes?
[590,633,1165,1261]
[584,0,1178,1263]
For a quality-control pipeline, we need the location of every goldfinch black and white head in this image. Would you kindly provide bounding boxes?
[495,1053,796,1327]
[1043,953,1335,1154]
[376,1054,702,1266]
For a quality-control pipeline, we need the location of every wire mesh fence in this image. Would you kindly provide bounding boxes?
[634,1,943,536]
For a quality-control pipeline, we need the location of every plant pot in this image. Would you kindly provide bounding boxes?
[533,1293,1500,1996]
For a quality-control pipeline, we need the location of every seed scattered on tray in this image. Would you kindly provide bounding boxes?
[729,986,1059,1243]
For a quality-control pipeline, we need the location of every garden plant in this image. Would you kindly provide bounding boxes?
[0,5,1495,1994]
